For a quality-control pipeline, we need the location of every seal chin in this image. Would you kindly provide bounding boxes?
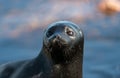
[52,39,68,48]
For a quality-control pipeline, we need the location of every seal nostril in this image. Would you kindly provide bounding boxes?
[53,34,61,39]
[52,34,62,44]
[56,34,61,39]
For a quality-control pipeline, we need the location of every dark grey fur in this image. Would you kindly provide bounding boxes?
[0,21,84,78]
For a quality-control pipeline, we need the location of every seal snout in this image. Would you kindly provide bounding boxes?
[49,34,66,47]
[52,34,61,43]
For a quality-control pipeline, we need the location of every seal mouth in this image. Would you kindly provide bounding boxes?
[51,41,68,49]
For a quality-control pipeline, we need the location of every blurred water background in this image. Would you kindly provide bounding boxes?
[0,0,120,78]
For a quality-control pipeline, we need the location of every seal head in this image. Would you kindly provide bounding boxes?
[43,21,84,64]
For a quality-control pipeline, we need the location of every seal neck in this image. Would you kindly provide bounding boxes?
[50,55,83,78]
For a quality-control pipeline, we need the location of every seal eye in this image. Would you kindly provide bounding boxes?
[46,30,53,37]
[65,27,74,36]
[66,30,74,36]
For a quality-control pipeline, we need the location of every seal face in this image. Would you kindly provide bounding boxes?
[0,21,84,78]
[43,21,84,64]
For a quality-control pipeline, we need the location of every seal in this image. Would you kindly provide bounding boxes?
[0,21,84,78]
